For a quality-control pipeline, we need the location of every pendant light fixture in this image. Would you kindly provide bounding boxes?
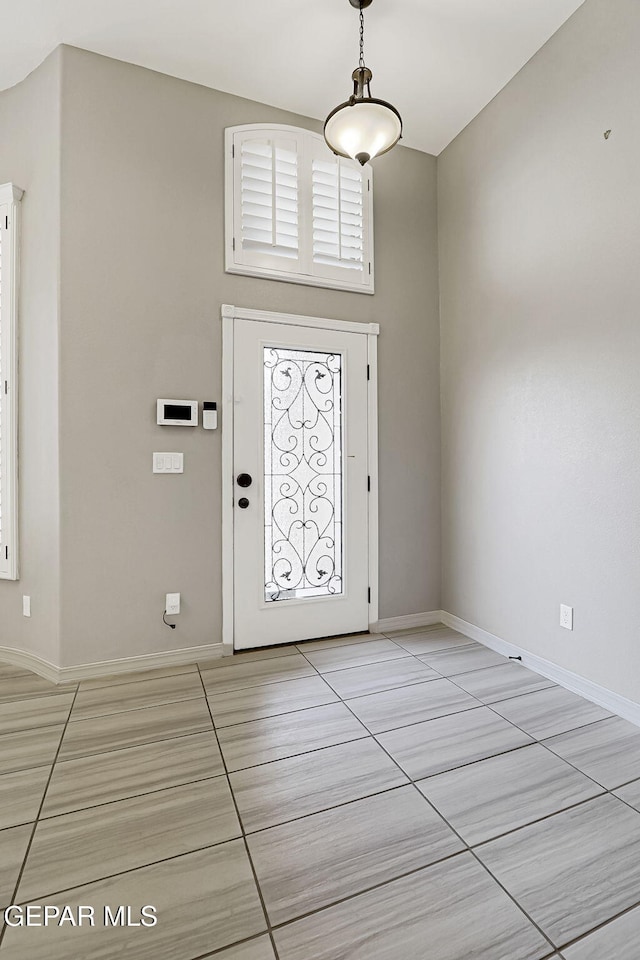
[324,0,403,166]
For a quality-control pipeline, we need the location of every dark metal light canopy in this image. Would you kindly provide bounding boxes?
[324,0,403,166]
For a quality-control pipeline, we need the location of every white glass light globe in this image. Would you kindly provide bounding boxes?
[325,99,402,165]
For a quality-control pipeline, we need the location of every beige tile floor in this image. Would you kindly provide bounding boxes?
[1,624,640,958]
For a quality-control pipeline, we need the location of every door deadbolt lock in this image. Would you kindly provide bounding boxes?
[238,497,250,509]
[237,473,253,488]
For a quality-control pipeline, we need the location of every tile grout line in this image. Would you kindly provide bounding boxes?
[261,848,494,934]
[66,692,206,724]
[341,675,467,706]
[210,696,342,730]
[195,662,282,960]
[555,893,640,954]
[35,771,231,824]
[74,664,199,693]
[191,932,280,960]
[0,729,223,785]
[293,644,561,958]
[0,683,80,951]
[222,731,372,775]
[6,836,260,911]
[0,689,79,707]
[321,670,440,698]
[420,672,613,714]
[54,723,218,765]
[306,654,415,676]
[198,671,319,699]
[467,792,608,851]
[238,781,410,838]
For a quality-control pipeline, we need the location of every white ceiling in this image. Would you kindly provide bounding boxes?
[0,0,585,155]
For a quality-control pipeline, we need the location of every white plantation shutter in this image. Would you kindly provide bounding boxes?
[0,184,21,580]
[226,125,373,293]
[311,149,368,283]
[238,135,300,268]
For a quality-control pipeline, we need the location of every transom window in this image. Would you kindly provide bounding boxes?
[226,124,374,294]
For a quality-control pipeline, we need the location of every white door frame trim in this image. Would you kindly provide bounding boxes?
[221,304,380,655]
[0,183,23,581]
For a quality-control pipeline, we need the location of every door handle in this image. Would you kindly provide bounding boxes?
[237,473,253,488]
[238,497,250,509]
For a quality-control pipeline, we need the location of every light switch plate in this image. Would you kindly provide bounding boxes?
[23,595,31,617]
[153,453,184,474]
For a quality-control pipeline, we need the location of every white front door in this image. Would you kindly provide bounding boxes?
[230,314,373,650]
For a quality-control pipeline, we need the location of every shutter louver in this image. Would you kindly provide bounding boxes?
[240,137,299,264]
[312,158,364,274]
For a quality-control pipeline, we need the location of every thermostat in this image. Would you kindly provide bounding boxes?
[157,399,198,426]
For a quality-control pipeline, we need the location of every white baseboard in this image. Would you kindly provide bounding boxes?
[441,612,640,728]
[0,643,223,685]
[0,646,60,684]
[375,610,445,634]
[10,606,639,728]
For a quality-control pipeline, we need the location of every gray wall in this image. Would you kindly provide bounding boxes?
[58,46,440,667]
[439,0,640,700]
[0,50,62,665]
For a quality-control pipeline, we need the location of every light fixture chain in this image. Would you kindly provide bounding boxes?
[359,2,365,68]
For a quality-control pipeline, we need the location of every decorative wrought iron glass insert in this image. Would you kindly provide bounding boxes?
[264,347,343,602]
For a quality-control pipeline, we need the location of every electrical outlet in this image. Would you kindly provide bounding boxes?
[560,604,573,631]
[22,596,31,618]
[165,593,181,616]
